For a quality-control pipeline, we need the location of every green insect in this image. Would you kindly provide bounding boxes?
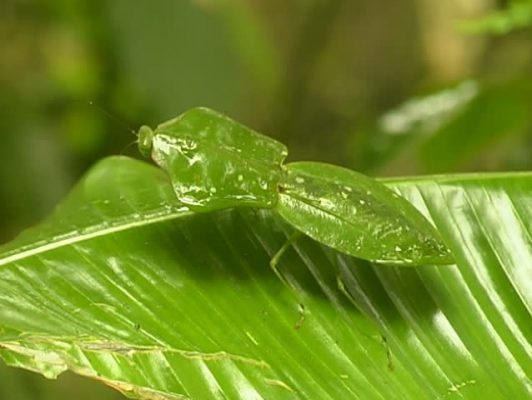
[138,107,453,266]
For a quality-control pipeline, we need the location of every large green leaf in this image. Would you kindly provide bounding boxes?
[0,156,530,399]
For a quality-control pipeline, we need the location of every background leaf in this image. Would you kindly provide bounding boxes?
[1,157,530,399]
[459,0,532,35]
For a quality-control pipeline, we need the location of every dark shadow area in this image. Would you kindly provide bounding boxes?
[133,207,439,327]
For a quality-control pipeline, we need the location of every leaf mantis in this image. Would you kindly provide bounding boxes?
[138,107,453,266]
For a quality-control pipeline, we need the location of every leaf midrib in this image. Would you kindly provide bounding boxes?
[0,208,192,267]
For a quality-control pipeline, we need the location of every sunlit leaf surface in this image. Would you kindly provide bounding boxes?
[0,157,530,399]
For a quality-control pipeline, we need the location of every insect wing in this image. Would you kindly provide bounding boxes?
[150,108,288,212]
[276,162,453,266]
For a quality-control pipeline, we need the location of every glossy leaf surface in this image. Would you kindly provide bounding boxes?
[0,157,530,399]
[276,162,453,265]
[146,107,287,212]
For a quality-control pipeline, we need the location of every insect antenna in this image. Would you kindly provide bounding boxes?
[88,101,137,137]
[88,101,142,156]
[119,140,141,155]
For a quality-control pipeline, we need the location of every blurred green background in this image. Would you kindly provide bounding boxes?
[0,0,531,398]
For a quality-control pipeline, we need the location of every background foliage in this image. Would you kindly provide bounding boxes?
[0,0,531,398]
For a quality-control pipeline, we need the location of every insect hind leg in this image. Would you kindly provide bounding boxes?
[269,230,302,285]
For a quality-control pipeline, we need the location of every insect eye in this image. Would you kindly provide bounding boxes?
[137,125,154,158]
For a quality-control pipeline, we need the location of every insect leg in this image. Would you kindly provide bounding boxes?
[269,230,302,285]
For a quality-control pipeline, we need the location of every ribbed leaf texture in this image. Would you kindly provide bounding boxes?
[0,156,530,399]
